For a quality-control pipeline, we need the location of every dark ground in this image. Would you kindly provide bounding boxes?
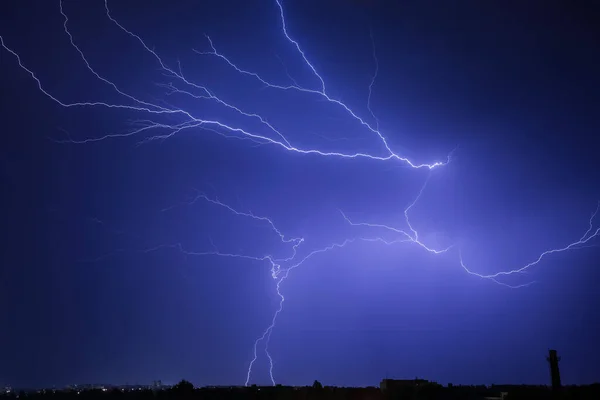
[3,380,600,400]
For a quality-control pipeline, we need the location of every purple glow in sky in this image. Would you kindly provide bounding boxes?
[1,0,599,389]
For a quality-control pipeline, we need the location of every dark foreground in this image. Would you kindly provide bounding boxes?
[2,380,600,400]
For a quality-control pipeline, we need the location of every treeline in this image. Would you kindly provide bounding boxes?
[2,381,600,400]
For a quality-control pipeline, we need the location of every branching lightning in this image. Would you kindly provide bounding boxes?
[1,0,599,386]
[459,202,600,288]
[158,191,417,386]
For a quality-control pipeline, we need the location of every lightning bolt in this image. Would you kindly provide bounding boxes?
[157,190,419,386]
[459,202,600,287]
[340,173,453,256]
[151,186,599,383]
[2,0,598,386]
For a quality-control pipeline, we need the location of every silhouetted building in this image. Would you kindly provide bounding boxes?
[547,349,562,392]
[380,378,429,391]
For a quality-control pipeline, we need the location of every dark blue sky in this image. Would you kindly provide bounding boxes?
[1,0,599,389]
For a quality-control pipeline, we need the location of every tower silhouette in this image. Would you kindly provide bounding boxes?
[546,349,562,392]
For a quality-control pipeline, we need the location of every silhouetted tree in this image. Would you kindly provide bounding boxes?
[312,380,323,390]
[172,380,194,395]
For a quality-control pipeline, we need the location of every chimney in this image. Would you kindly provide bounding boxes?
[546,349,562,392]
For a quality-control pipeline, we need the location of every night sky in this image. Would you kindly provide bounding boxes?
[1,0,600,390]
